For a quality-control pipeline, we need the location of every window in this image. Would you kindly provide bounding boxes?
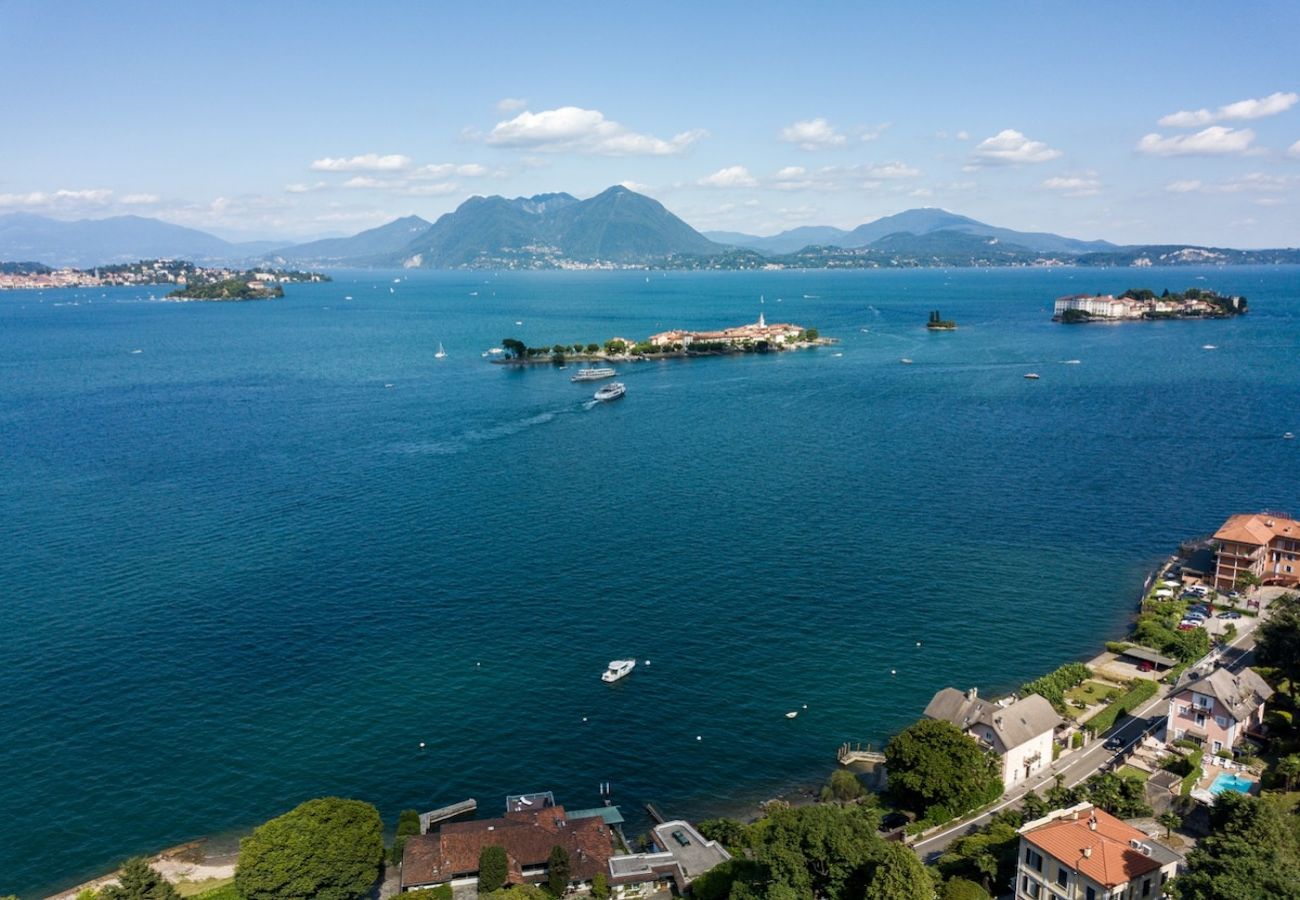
[1025,847,1044,872]
[1056,866,1069,887]
[1086,888,1096,900]
[1143,877,1152,897]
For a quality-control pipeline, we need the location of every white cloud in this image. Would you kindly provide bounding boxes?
[1041,175,1101,197]
[956,130,970,141]
[284,182,328,194]
[779,118,847,150]
[1289,139,1300,157]
[415,162,490,179]
[619,180,653,194]
[487,106,705,156]
[0,191,49,207]
[1136,126,1256,156]
[1159,91,1298,127]
[52,188,112,203]
[496,97,528,113]
[1165,179,1204,193]
[698,166,758,188]
[861,123,891,142]
[862,161,921,179]
[309,153,412,172]
[969,129,1062,166]
[774,166,806,179]
[341,176,390,189]
[769,162,921,192]
[0,188,113,209]
[1165,172,1299,194]
[120,193,160,204]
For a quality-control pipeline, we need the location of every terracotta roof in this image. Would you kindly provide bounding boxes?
[1022,806,1164,888]
[402,805,615,889]
[1215,513,1300,546]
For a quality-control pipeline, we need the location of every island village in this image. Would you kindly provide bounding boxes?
[55,510,1300,900]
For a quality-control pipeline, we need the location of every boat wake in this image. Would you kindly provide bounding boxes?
[390,408,566,456]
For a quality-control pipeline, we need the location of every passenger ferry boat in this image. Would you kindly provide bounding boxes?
[601,659,636,683]
[571,367,617,382]
[593,382,626,402]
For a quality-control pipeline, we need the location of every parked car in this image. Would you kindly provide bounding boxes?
[1104,736,1125,751]
[1184,611,1208,620]
[671,829,691,846]
[1218,611,1242,620]
[1137,660,1155,672]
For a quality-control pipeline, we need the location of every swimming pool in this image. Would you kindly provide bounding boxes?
[1209,772,1256,796]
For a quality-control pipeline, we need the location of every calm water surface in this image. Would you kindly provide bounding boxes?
[1,267,1297,895]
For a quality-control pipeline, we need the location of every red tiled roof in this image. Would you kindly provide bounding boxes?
[1215,513,1300,547]
[1023,806,1160,888]
[402,805,615,889]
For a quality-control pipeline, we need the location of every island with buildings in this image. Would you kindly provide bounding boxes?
[0,258,329,293]
[492,312,829,365]
[926,310,957,330]
[1052,287,1247,323]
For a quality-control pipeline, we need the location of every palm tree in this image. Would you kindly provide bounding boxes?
[1156,811,1182,839]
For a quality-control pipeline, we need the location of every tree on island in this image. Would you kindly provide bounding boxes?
[99,857,179,900]
[546,844,571,896]
[478,845,509,893]
[585,343,599,354]
[235,797,383,900]
[885,719,1003,819]
[501,338,527,359]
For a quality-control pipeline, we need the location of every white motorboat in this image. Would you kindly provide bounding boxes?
[571,367,617,382]
[435,342,447,359]
[1024,373,1040,380]
[594,382,626,402]
[1202,344,1217,350]
[900,358,913,365]
[785,711,798,719]
[1285,432,1295,440]
[601,659,636,683]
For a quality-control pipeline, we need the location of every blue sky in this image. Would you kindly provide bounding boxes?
[2,0,1298,246]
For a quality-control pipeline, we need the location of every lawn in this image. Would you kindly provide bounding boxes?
[1063,680,1123,718]
[176,877,236,898]
[1116,765,1151,783]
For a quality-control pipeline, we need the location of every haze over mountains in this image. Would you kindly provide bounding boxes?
[3,188,1297,271]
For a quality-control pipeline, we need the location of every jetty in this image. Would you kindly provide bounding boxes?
[418,798,477,833]
[837,742,886,766]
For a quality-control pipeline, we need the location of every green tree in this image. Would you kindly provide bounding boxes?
[1256,593,1300,697]
[1083,772,1151,819]
[590,872,609,900]
[547,844,571,896]
[392,808,421,864]
[571,343,583,354]
[864,842,932,900]
[749,803,882,899]
[821,768,866,803]
[604,339,627,354]
[235,797,383,900]
[478,845,508,893]
[585,343,599,354]
[1276,755,1300,792]
[76,891,100,900]
[1170,792,1300,899]
[501,338,527,359]
[100,857,179,900]
[552,344,567,356]
[696,818,751,853]
[1157,811,1183,839]
[940,876,991,899]
[885,719,1003,818]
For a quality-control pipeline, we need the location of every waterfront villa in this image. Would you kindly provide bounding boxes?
[1014,803,1183,900]
[924,687,1062,789]
[1212,512,1300,590]
[607,820,731,898]
[1053,294,1145,320]
[648,312,806,349]
[1165,665,1273,754]
[400,793,616,892]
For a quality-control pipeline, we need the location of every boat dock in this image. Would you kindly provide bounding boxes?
[837,742,886,766]
[644,802,668,825]
[419,798,477,833]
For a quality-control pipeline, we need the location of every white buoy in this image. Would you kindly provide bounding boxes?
[476,661,481,667]
[891,669,897,676]
[916,641,922,647]
[419,742,425,748]
[802,704,808,709]
[696,735,702,741]
[645,660,650,666]
[582,717,588,722]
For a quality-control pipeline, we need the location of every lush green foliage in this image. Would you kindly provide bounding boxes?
[1170,792,1300,898]
[697,817,753,854]
[192,887,241,900]
[479,844,509,893]
[590,872,609,900]
[99,857,179,900]
[821,768,867,803]
[939,877,991,900]
[936,811,1022,892]
[235,797,383,900]
[392,808,421,864]
[1257,593,1300,696]
[864,842,932,899]
[1022,662,1092,712]
[885,719,1003,819]
[167,278,283,300]
[547,844,571,896]
[1085,678,1158,734]
[403,887,453,900]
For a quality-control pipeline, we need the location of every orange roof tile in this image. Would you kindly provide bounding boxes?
[1215,513,1300,546]
[1023,806,1161,888]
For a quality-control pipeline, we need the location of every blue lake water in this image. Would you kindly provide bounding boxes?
[1,267,1297,895]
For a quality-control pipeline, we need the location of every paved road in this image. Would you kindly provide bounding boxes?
[912,619,1262,861]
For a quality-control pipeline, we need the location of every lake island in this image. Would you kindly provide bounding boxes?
[1053,287,1247,323]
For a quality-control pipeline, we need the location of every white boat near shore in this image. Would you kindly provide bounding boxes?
[601,659,636,683]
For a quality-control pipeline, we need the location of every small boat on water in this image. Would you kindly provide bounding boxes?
[435,342,447,360]
[601,659,636,683]
[571,367,617,382]
[594,382,626,402]
[1062,359,1081,365]
[1202,344,1218,350]
[900,358,913,365]
[785,711,798,719]
[1024,373,1041,380]
[1285,432,1296,440]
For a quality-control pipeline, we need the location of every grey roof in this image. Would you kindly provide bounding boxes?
[1120,646,1178,668]
[567,806,626,826]
[924,688,1063,750]
[1180,666,1274,723]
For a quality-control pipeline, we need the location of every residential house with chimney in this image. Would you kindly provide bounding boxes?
[1015,803,1182,900]
[1166,665,1273,755]
[924,686,1063,790]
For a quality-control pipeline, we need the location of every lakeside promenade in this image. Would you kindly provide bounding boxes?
[910,602,1269,861]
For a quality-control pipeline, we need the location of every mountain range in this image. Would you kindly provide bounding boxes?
[4,190,1297,270]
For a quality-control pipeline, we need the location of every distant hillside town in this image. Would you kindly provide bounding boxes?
[0,258,328,292]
